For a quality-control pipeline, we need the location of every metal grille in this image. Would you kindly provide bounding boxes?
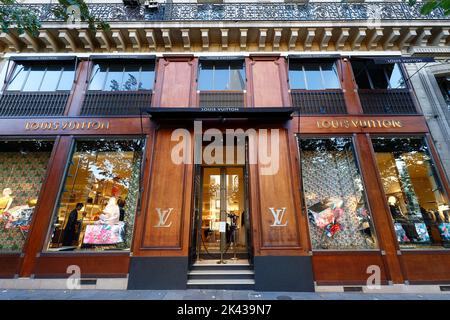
[80,90,152,116]
[199,91,245,108]
[358,89,418,114]
[291,90,347,114]
[0,91,69,117]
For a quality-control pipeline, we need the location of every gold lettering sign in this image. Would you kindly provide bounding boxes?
[316,119,403,129]
[25,121,110,131]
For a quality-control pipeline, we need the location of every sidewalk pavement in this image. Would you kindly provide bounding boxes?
[1,289,450,300]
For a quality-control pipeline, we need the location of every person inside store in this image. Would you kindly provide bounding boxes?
[62,203,84,246]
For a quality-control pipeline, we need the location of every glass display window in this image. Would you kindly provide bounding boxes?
[372,137,450,249]
[298,137,378,250]
[0,140,54,252]
[47,139,144,252]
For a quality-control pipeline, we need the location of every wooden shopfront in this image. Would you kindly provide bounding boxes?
[0,54,449,291]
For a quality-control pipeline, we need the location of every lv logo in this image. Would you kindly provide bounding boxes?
[268,207,288,227]
[154,208,173,228]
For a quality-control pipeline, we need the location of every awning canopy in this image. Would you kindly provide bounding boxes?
[146,107,294,120]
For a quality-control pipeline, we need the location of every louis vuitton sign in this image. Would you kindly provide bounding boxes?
[25,120,110,131]
[316,119,403,129]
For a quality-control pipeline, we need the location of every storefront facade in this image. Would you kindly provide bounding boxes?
[0,2,450,292]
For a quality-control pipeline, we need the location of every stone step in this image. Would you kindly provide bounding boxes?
[186,279,255,290]
[188,269,254,280]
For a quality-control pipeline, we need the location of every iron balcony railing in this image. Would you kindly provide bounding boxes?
[80,90,152,116]
[199,91,245,108]
[291,90,347,115]
[3,2,449,22]
[0,91,70,117]
[358,89,418,114]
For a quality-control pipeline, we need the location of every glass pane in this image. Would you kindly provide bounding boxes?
[104,65,123,91]
[0,140,54,252]
[47,139,143,252]
[7,64,29,91]
[88,63,107,91]
[228,61,245,90]
[122,65,140,91]
[57,65,75,91]
[303,63,323,90]
[225,167,246,253]
[372,137,450,249]
[40,66,60,91]
[198,61,214,90]
[289,62,306,89]
[201,167,222,254]
[351,61,371,89]
[213,61,230,90]
[139,63,155,90]
[386,63,406,89]
[299,137,377,250]
[367,61,389,89]
[22,66,45,92]
[321,62,341,89]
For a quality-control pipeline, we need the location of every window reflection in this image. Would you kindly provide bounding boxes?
[289,61,340,90]
[351,60,406,90]
[88,61,155,92]
[299,137,377,249]
[6,62,75,92]
[198,60,245,91]
[48,139,143,252]
[0,140,54,252]
[372,137,450,249]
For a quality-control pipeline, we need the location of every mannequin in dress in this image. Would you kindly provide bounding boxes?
[0,188,14,215]
[98,197,120,224]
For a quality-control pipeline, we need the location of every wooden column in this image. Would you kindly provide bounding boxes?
[132,127,193,256]
[339,58,363,115]
[247,55,291,108]
[152,56,197,108]
[65,60,89,116]
[19,136,73,277]
[354,133,404,284]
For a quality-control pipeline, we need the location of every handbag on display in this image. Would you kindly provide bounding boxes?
[394,223,410,243]
[308,201,334,229]
[414,222,431,243]
[438,223,450,241]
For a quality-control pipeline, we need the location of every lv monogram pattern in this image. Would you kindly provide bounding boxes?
[0,152,51,252]
[301,150,377,249]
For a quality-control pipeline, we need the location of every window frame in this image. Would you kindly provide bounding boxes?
[352,60,407,90]
[197,59,246,91]
[296,133,380,251]
[288,60,341,91]
[87,61,156,92]
[44,136,147,254]
[6,62,74,92]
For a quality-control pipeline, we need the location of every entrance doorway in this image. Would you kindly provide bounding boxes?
[191,165,251,264]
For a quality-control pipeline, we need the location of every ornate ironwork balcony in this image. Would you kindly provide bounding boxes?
[3,2,449,22]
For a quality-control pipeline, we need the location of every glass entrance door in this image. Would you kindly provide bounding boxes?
[199,166,247,261]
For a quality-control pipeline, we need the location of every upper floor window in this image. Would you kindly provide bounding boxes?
[198,60,245,91]
[88,61,155,91]
[351,60,406,90]
[288,61,340,90]
[436,76,450,110]
[6,62,75,92]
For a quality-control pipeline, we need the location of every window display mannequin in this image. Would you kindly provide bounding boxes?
[98,197,120,224]
[388,196,405,221]
[0,188,14,215]
[62,203,84,246]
